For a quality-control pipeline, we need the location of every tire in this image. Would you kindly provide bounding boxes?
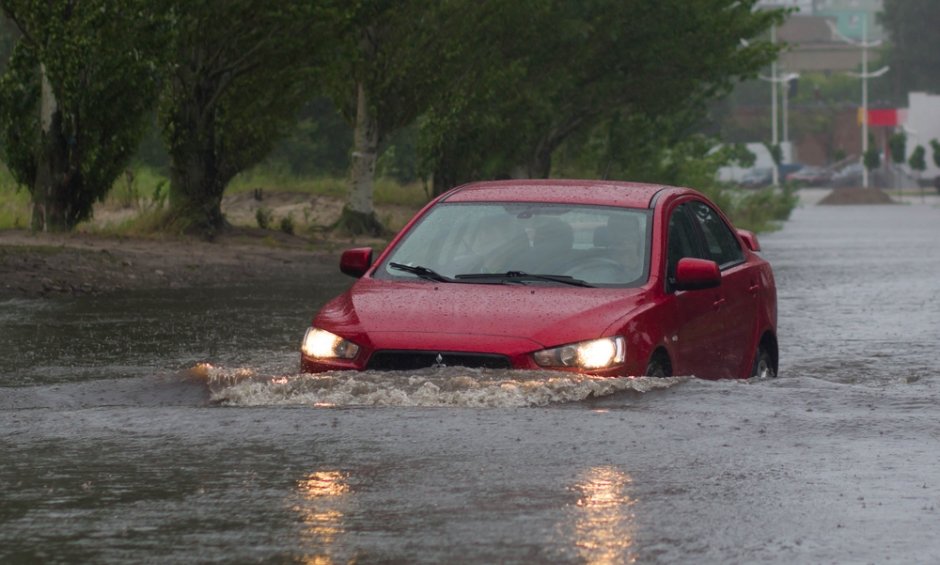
[645,355,669,378]
[750,345,776,378]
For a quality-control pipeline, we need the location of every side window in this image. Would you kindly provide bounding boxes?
[666,204,703,280]
[689,201,743,268]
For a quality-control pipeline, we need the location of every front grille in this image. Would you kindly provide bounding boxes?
[366,350,512,371]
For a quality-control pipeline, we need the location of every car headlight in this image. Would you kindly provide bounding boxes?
[533,336,625,369]
[301,328,360,360]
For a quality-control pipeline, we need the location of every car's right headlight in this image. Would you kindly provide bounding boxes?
[533,336,625,370]
[301,328,360,359]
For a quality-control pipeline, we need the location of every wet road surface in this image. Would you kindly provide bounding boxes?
[2,193,940,563]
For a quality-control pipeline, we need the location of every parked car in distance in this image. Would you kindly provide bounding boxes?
[786,165,831,186]
[301,180,778,380]
[830,162,864,187]
[739,167,773,189]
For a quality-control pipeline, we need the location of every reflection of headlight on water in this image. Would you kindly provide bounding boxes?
[299,471,350,497]
[562,466,636,565]
[295,471,351,564]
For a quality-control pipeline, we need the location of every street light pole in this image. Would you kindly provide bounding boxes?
[759,68,798,186]
[770,24,779,186]
[826,15,888,189]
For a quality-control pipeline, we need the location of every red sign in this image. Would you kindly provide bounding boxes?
[858,108,900,126]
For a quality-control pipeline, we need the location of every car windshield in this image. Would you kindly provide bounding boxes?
[376,203,651,287]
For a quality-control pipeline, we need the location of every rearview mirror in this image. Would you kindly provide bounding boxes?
[737,229,761,252]
[339,247,374,278]
[674,258,720,291]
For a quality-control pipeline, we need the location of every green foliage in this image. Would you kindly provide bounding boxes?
[558,129,793,232]
[888,132,907,165]
[0,161,29,228]
[0,14,14,74]
[765,143,783,166]
[930,139,940,168]
[727,185,798,232]
[278,214,294,235]
[881,0,940,97]
[255,207,271,230]
[376,126,419,184]
[159,0,333,233]
[908,145,926,173]
[864,147,880,171]
[263,98,352,178]
[417,0,785,193]
[0,0,170,230]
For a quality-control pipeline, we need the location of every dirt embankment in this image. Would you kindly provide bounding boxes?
[1,192,416,300]
[0,230,375,300]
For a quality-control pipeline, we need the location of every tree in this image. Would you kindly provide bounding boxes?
[419,0,784,194]
[0,0,168,231]
[863,147,881,174]
[931,139,940,194]
[0,15,14,73]
[158,1,331,235]
[881,0,940,97]
[325,0,460,235]
[908,145,926,177]
[888,131,906,165]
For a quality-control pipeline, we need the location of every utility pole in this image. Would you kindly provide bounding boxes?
[826,14,889,189]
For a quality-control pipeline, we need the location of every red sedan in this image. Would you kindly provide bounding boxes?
[301,180,778,379]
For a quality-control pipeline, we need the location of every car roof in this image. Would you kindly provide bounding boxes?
[440,179,689,209]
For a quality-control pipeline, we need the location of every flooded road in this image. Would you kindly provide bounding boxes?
[2,193,940,563]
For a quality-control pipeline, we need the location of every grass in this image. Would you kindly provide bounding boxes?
[0,165,31,229]
[0,159,426,237]
[227,165,431,207]
[83,162,429,237]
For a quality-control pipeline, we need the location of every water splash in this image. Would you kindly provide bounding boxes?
[202,365,684,408]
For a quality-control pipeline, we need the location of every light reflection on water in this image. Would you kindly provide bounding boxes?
[563,466,637,565]
[294,471,351,565]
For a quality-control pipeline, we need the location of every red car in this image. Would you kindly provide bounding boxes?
[301,180,777,379]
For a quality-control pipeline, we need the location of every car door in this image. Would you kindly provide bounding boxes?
[665,203,728,377]
[687,200,759,378]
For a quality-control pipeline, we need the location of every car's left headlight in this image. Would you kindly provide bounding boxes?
[301,328,360,359]
[533,336,625,370]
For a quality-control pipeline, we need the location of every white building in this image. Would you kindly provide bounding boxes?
[902,92,940,179]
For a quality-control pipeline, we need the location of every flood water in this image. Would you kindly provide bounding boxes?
[2,191,940,563]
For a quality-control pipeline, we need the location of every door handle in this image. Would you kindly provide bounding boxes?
[712,298,726,310]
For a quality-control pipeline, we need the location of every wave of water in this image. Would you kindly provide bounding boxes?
[201,364,685,408]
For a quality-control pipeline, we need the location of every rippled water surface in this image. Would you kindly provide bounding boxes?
[3,194,940,563]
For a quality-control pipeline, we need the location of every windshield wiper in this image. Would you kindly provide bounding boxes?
[455,271,594,287]
[389,262,455,283]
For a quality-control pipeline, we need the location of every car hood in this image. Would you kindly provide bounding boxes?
[314,278,649,349]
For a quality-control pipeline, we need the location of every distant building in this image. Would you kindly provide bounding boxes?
[813,0,884,42]
[754,1,884,74]
[903,92,940,179]
[777,16,861,72]
[756,0,813,14]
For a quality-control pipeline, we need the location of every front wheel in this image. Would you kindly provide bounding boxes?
[645,355,670,378]
[750,345,776,378]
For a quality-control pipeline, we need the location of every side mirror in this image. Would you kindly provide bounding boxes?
[737,229,761,252]
[674,258,721,291]
[339,247,373,278]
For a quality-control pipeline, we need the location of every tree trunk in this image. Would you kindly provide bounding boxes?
[338,81,384,236]
[431,149,461,197]
[31,64,82,232]
[166,100,228,236]
[527,141,554,179]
